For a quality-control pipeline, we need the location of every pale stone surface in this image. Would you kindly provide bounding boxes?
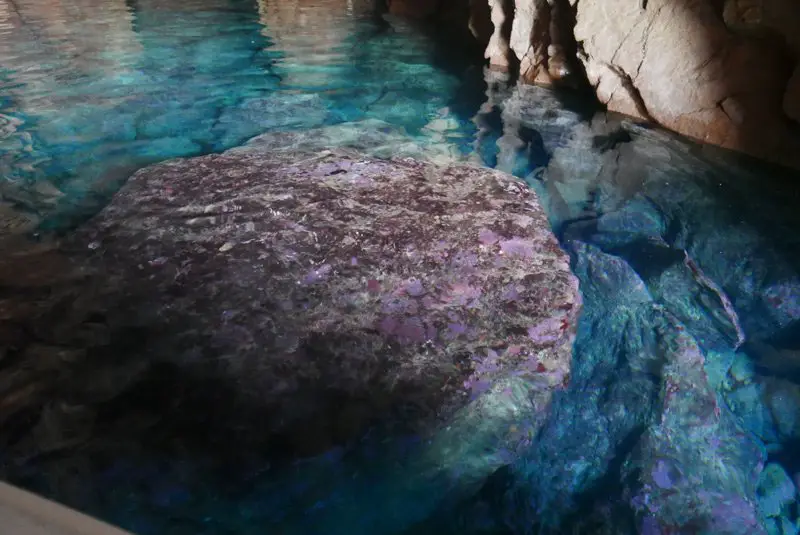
[485,0,513,68]
[0,482,132,535]
[573,0,798,167]
[473,0,800,168]
[510,0,550,84]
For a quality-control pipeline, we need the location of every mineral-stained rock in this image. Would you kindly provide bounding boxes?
[15,141,579,532]
[65,143,579,445]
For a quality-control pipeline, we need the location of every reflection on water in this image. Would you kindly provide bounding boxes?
[449,76,800,534]
[0,0,476,231]
[256,0,369,87]
[2,0,800,534]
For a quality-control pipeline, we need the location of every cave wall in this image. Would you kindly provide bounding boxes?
[472,0,800,169]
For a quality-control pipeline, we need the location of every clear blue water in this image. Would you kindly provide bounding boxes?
[0,0,484,230]
[2,0,800,534]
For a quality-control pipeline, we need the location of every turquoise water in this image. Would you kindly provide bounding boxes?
[3,0,800,534]
[0,0,483,230]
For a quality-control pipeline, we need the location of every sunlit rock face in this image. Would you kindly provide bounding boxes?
[477,0,582,85]
[574,0,800,169]
[471,0,800,169]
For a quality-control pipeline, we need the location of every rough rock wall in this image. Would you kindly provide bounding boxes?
[471,0,800,168]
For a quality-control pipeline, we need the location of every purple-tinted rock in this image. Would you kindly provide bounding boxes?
[28,144,580,534]
[61,145,580,461]
[626,314,766,535]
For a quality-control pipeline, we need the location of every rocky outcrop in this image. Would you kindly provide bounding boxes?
[70,141,578,451]
[1,124,580,533]
[477,0,581,85]
[409,78,800,535]
[484,0,513,69]
[574,0,800,168]
[471,0,800,168]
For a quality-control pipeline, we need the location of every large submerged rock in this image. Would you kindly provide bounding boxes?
[0,134,579,533]
[63,142,579,451]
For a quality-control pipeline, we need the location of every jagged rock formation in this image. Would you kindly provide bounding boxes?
[407,78,800,535]
[470,0,800,169]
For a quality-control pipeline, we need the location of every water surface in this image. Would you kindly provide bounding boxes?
[0,0,481,230]
[2,0,800,534]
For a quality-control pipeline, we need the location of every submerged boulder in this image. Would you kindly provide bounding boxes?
[2,140,579,533]
[65,143,579,449]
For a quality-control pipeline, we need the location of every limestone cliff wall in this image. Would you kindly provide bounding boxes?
[472,0,800,169]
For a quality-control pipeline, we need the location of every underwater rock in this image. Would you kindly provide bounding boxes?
[24,142,579,532]
[36,107,138,146]
[68,144,580,450]
[0,203,40,235]
[757,463,797,518]
[212,93,330,148]
[498,242,766,534]
[405,72,800,535]
[138,104,219,143]
[240,118,469,165]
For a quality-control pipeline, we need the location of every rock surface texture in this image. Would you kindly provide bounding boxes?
[0,133,580,533]
[470,0,800,168]
[69,144,579,447]
[407,79,800,535]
